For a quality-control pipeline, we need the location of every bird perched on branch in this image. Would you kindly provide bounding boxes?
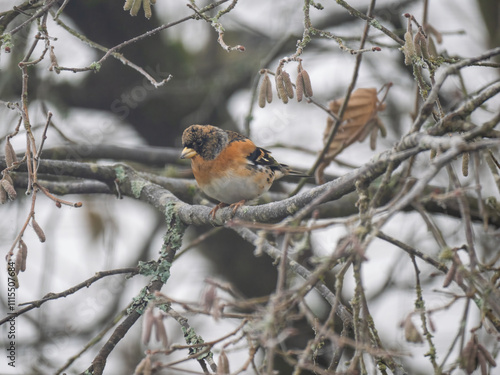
[181,124,308,218]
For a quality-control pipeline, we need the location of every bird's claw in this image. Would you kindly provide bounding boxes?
[209,200,246,219]
[229,200,245,215]
[209,202,227,219]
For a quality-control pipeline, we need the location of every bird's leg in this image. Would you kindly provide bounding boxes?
[209,202,228,219]
[229,200,246,216]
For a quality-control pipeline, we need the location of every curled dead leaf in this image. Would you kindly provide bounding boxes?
[315,87,388,184]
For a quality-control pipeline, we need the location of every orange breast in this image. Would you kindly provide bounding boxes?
[191,140,275,203]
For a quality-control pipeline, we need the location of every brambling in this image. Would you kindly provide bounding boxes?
[181,125,308,218]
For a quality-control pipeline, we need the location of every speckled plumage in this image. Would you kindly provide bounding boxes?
[181,125,307,216]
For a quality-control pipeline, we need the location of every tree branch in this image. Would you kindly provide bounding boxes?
[0,267,138,326]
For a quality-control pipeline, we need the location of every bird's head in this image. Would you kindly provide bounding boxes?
[180,125,228,161]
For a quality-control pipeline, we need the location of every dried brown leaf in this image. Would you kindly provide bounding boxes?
[315,87,387,184]
[325,88,384,155]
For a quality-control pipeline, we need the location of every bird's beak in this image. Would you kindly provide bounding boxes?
[180,147,198,159]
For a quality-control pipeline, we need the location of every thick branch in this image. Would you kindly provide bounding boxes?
[3,135,499,226]
[40,144,182,166]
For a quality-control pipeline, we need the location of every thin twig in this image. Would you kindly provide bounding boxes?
[0,268,138,325]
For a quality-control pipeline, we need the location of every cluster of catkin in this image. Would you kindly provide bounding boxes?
[258,62,313,108]
[1,138,17,204]
[141,306,169,348]
[124,0,156,19]
[402,13,442,66]
[460,334,497,374]
[3,138,46,283]
[10,219,46,286]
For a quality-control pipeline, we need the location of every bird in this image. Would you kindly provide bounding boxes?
[180,124,308,218]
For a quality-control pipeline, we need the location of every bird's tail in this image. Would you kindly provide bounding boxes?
[278,164,311,179]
